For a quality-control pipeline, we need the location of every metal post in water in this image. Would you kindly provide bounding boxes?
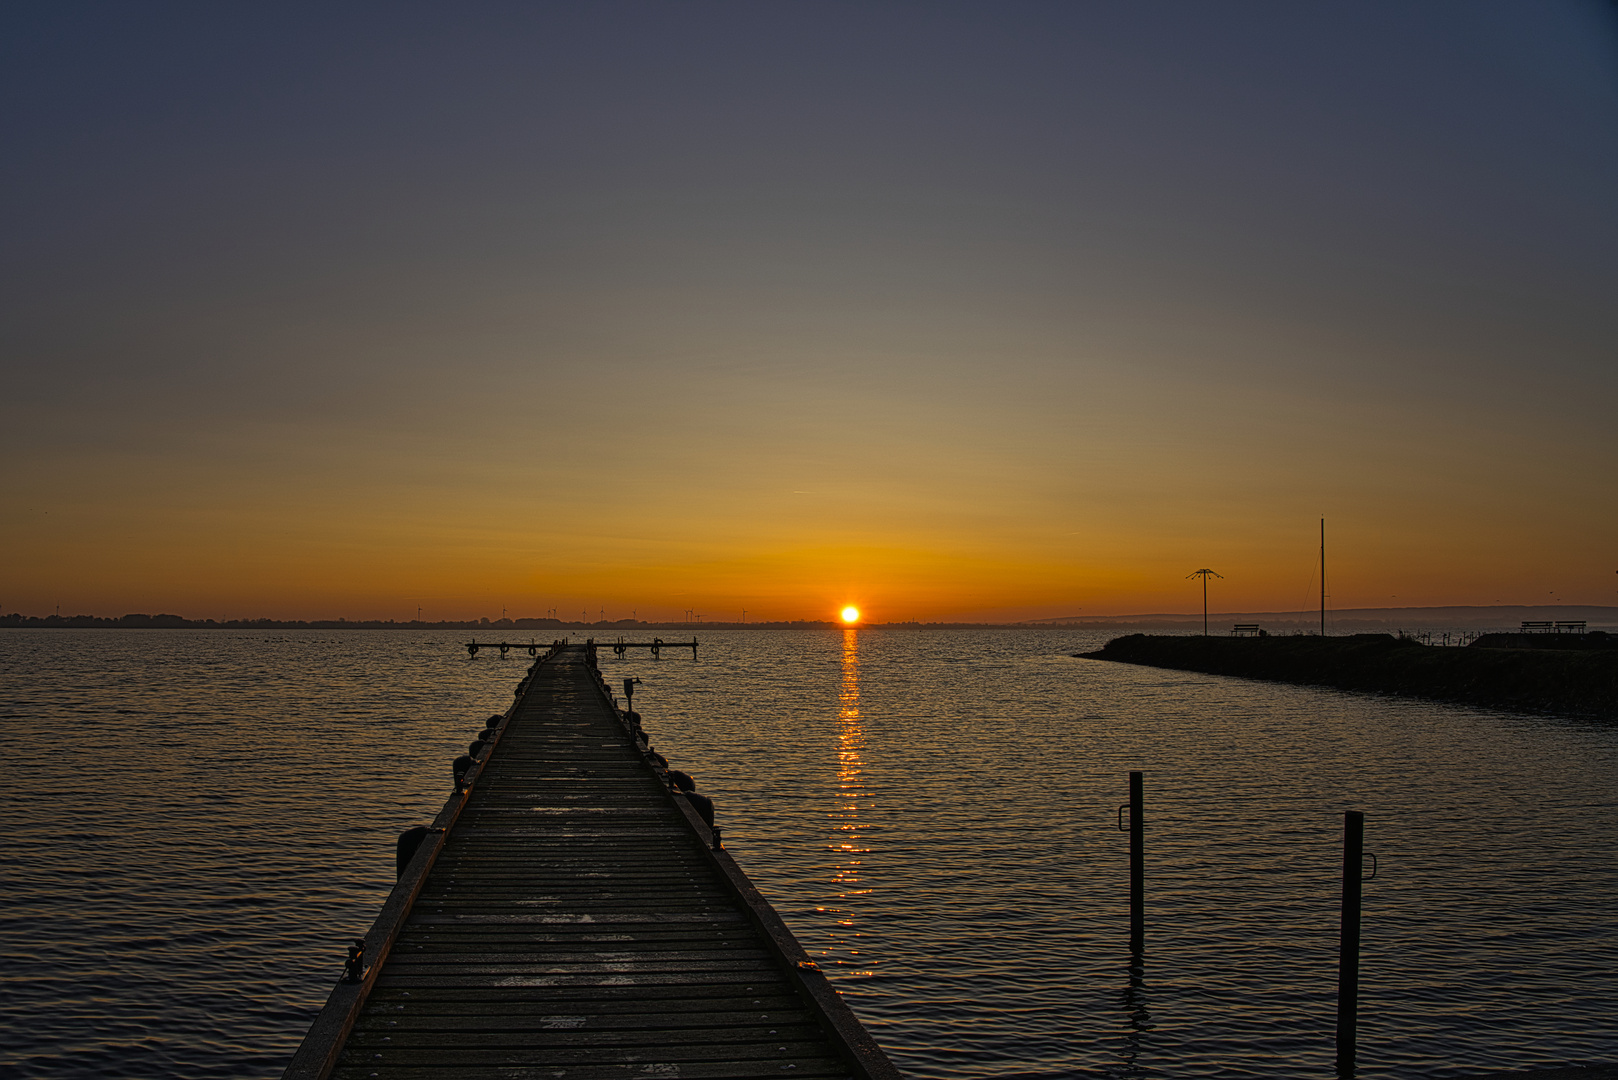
[1116,771,1145,949]
[1129,772,1144,948]
[1336,810,1366,1077]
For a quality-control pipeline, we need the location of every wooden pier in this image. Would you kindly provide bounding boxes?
[283,643,898,1080]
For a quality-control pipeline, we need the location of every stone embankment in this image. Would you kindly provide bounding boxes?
[1079,633,1618,719]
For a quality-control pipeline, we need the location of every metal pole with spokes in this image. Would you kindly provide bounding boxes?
[1187,568,1223,636]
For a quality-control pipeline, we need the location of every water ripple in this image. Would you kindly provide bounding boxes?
[2,627,1616,1078]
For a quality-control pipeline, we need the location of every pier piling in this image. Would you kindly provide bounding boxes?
[1130,772,1144,948]
[1336,810,1367,1077]
[1117,771,1145,949]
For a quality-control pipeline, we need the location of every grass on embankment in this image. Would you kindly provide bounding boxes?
[1079,633,1618,719]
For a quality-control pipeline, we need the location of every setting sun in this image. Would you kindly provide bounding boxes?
[840,606,861,624]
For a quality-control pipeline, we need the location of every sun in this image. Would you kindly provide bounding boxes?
[840,606,861,624]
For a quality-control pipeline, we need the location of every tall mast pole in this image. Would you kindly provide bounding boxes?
[1187,568,1222,636]
[1320,518,1326,637]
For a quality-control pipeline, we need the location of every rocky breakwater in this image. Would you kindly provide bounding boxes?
[1078,632,1618,720]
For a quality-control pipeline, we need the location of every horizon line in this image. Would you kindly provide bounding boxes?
[5,602,1618,630]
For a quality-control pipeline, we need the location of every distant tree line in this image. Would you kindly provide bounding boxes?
[0,612,1014,629]
[0,613,675,630]
[0,613,579,629]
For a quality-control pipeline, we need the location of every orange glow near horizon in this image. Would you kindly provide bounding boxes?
[840,606,861,624]
[2,9,1614,628]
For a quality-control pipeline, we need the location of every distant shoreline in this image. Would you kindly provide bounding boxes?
[0,614,1025,630]
[1080,633,1618,720]
[3,604,1616,632]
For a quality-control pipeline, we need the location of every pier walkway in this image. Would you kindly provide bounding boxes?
[284,644,897,1080]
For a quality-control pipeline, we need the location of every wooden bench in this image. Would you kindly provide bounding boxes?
[1231,623,1262,637]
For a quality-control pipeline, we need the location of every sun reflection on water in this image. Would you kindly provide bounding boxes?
[822,625,876,977]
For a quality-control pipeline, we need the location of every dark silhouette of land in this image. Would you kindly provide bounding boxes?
[0,612,1013,630]
[5,605,1615,635]
[1080,633,1618,719]
[0,613,781,630]
[1049,605,1618,631]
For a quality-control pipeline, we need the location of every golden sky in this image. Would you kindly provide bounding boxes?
[3,4,1616,621]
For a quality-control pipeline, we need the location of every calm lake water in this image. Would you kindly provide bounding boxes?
[1,627,1614,1079]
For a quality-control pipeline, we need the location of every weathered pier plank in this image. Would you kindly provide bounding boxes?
[284,644,898,1080]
